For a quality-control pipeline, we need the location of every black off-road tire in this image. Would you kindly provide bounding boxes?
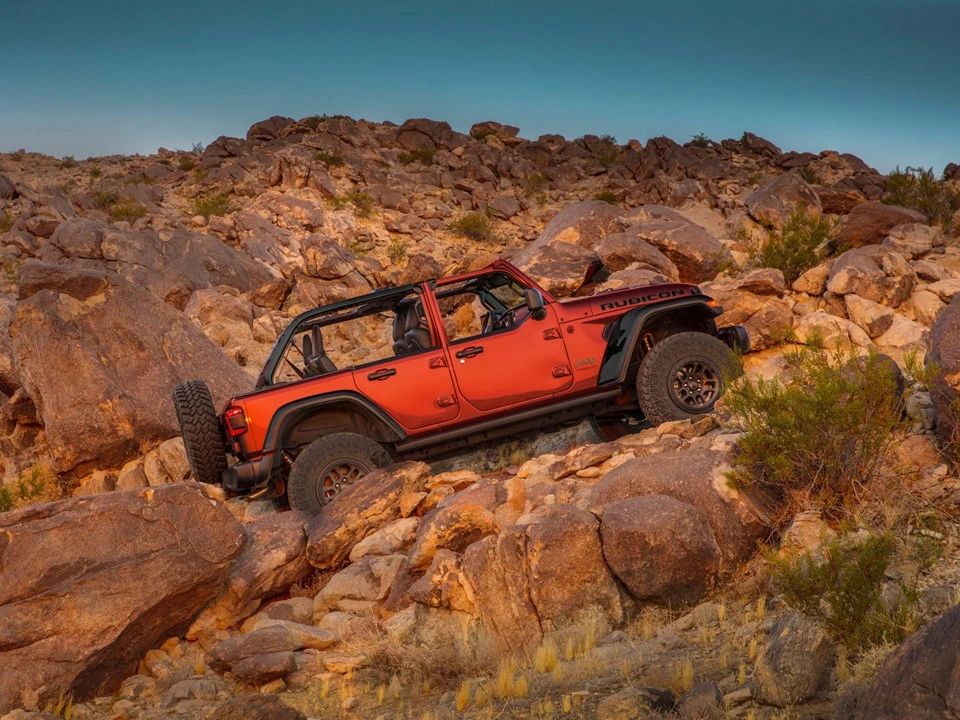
[173,380,228,484]
[288,432,392,514]
[636,332,739,426]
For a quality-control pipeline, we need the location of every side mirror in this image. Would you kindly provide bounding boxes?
[524,288,548,321]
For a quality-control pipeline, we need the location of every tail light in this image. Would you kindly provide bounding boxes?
[224,406,248,438]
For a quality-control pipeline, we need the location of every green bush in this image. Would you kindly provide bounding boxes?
[177,156,198,172]
[397,148,435,165]
[313,150,344,168]
[192,193,234,219]
[58,155,77,169]
[884,166,960,230]
[523,173,549,203]
[0,211,16,233]
[89,165,103,179]
[767,533,918,652]
[348,191,375,218]
[798,166,819,185]
[690,133,710,148]
[726,344,903,519]
[449,212,497,242]
[109,197,147,222]
[593,190,618,205]
[387,238,407,264]
[471,126,497,140]
[191,141,205,154]
[747,208,834,283]
[596,136,622,168]
[0,465,59,514]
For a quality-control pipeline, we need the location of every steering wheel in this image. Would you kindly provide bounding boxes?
[495,309,517,330]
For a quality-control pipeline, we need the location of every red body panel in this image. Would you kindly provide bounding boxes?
[225,262,711,459]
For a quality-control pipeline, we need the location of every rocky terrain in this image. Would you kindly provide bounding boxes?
[1,115,959,719]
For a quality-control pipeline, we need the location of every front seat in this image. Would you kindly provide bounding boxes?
[303,327,337,377]
[393,303,432,355]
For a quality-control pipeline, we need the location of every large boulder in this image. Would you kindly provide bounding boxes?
[48,221,274,308]
[590,448,771,572]
[600,495,721,605]
[9,264,253,475]
[745,173,821,229]
[305,462,431,568]
[629,218,730,283]
[187,511,313,637]
[753,612,836,707]
[534,200,628,249]
[833,201,926,249]
[928,297,960,457]
[0,484,245,712]
[825,246,917,307]
[513,241,601,297]
[246,115,295,146]
[595,231,680,280]
[855,603,960,719]
[525,505,624,631]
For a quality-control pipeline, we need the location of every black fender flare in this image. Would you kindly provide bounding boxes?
[597,297,724,386]
[264,391,406,459]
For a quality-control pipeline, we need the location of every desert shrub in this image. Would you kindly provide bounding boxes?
[387,238,407,264]
[397,148,435,165]
[58,155,77,169]
[726,343,904,520]
[596,137,622,168]
[471,126,497,140]
[109,197,147,222]
[523,173,549,203]
[593,190,618,205]
[690,133,710,148]
[348,191,374,218]
[0,211,16,232]
[884,165,960,229]
[191,141,205,154]
[767,532,918,652]
[0,465,60,513]
[746,208,834,283]
[192,193,234,219]
[449,212,497,242]
[89,165,103,179]
[177,155,197,172]
[798,166,819,185]
[313,150,344,168]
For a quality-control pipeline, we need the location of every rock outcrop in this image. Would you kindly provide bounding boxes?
[0,484,245,712]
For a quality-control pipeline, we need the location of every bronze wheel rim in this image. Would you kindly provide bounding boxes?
[315,461,368,505]
[669,357,721,412]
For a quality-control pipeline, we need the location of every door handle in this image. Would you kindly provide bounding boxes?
[367,368,396,381]
[455,346,484,359]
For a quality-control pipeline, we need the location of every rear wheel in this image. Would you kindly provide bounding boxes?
[635,332,739,426]
[172,380,228,484]
[287,432,392,514]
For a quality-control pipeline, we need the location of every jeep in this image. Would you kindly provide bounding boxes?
[173,259,748,513]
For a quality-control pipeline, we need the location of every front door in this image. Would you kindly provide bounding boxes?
[449,305,573,412]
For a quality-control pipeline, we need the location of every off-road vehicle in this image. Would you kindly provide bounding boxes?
[173,260,748,513]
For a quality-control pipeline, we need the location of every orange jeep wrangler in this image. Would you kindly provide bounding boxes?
[173,260,748,513]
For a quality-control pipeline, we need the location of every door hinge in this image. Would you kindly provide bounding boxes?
[436,394,457,407]
[429,356,447,369]
[543,328,562,340]
[552,364,572,378]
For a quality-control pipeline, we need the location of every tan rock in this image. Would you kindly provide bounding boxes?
[305,462,431,568]
[408,504,500,571]
[0,484,245,712]
[844,294,895,338]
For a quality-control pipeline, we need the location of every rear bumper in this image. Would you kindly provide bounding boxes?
[718,325,750,354]
[222,454,273,492]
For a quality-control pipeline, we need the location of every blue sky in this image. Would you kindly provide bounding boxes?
[1,0,957,174]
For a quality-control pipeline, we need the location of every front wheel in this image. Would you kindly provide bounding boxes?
[287,433,392,514]
[635,332,739,426]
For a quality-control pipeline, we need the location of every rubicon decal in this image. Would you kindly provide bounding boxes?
[599,288,687,311]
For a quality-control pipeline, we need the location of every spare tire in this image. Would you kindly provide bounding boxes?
[173,380,228,485]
